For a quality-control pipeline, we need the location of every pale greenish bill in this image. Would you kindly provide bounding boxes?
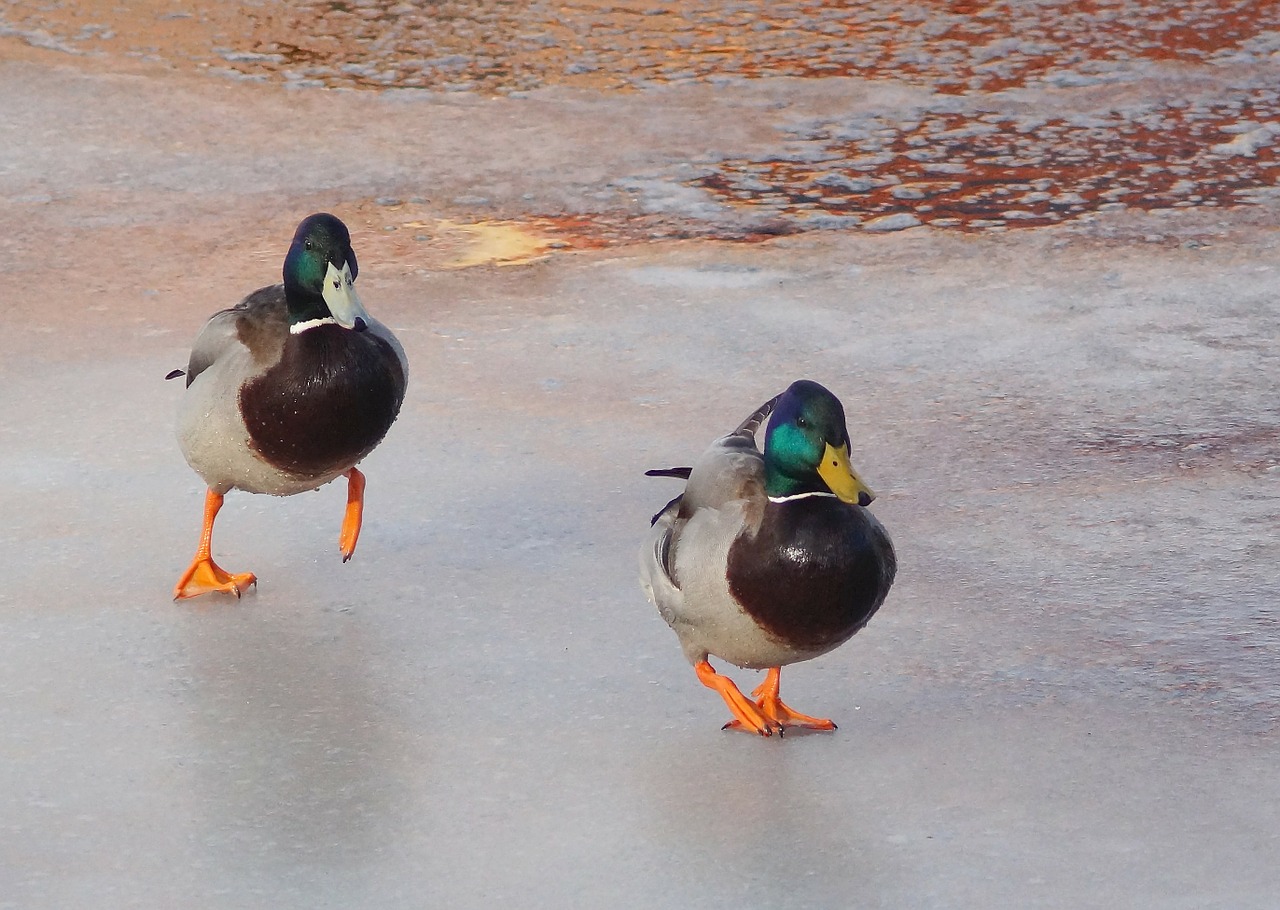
[321,260,371,329]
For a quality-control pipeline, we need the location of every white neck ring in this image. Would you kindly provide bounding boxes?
[768,491,838,503]
[290,316,337,334]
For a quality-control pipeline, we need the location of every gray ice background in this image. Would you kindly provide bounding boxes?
[2,22,1279,910]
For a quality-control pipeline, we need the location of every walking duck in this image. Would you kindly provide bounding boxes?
[170,213,408,599]
[640,380,895,735]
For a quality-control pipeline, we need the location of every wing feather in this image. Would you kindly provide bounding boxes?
[184,285,285,386]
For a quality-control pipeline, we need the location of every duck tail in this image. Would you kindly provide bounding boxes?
[644,467,692,480]
[650,493,684,526]
[165,369,186,381]
[733,393,781,439]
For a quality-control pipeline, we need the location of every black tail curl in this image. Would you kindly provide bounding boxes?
[644,466,692,480]
[644,467,691,525]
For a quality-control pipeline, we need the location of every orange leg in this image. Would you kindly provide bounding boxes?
[749,667,837,731]
[695,660,782,737]
[173,489,257,600]
[338,467,365,562]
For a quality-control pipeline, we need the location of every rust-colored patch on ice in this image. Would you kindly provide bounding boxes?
[4,0,1278,238]
[693,92,1280,232]
[3,0,1278,95]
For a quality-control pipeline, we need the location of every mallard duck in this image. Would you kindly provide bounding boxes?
[169,212,408,600]
[640,380,896,736]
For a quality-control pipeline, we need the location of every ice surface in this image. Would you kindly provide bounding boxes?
[2,10,1280,910]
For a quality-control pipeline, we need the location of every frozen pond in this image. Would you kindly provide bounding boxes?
[1,3,1279,907]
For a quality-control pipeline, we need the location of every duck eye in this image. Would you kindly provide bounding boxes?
[796,416,808,428]
[304,239,314,250]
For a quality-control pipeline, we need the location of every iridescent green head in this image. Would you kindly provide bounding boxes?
[282,213,370,332]
[763,380,875,505]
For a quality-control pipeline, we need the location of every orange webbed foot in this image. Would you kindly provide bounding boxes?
[695,660,783,737]
[338,467,365,563]
[723,668,837,733]
[755,698,837,732]
[174,489,257,601]
[172,557,257,601]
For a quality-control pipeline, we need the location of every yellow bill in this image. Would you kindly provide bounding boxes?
[817,442,876,507]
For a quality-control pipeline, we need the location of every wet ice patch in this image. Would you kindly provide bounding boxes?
[863,213,922,233]
[626,264,791,289]
[613,178,729,220]
[1211,122,1280,157]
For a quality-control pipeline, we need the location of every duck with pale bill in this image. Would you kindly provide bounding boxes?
[169,213,408,600]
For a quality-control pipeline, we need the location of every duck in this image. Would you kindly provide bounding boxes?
[169,212,408,600]
[640,380,895,736]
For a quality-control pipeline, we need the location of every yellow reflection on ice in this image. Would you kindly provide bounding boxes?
[427,219,554,269]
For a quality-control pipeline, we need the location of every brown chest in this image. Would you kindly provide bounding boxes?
[239,325,406,477]
[726,497,893,651]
